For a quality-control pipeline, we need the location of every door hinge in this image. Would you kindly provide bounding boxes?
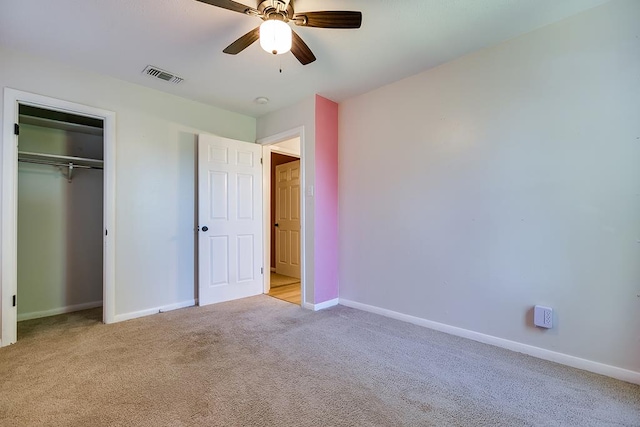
[261,267,264,275]
[12,295,16,307]
[14,123,19,136]
[260,157,263,164]
[105,229,108,236]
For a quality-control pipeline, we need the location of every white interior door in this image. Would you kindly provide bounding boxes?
[198,134,263,306]
[275,160,301,279]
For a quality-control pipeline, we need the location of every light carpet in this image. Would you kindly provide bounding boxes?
[0,296,638,426]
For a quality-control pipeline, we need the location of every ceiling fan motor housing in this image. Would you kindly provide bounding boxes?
[257,0,294,21]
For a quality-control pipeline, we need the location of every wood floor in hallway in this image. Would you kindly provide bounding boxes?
[268,273,301,305]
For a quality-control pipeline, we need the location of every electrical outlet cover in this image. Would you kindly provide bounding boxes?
[534,305,553,328]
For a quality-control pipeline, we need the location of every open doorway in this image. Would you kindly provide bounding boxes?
[270,152,300,304]
[1,89,116,347]
[260,135,304,306]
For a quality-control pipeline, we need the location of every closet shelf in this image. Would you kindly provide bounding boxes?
[19,114,103,136]
[18,151,103,182]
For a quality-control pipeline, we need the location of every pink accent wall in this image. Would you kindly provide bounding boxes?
[314,95,339,303]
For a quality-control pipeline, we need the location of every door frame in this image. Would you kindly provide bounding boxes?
[1,88,116,347]
[258,127,305,306]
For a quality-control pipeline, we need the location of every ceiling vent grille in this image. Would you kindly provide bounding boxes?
[142,65,184,84]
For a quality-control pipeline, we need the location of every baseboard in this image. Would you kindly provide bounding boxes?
[303,298,339,312]
[270,267,276,272]
[17,300,103,322]
[113,299,196,323]
[339,299,640,385]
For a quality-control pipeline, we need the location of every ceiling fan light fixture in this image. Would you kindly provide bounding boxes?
[259,19,292,55]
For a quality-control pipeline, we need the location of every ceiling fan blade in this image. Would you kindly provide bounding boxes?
[293,11,362,29]
[291,30,316,65]
[195,0,258,15]
[223,26,260,55]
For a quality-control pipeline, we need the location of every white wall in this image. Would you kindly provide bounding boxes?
[17,124,103,320]
[339,0,640,374]
[257,97,316,304]
[0,47,256,325]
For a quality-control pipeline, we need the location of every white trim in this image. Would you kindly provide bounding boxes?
[270,145,300,158]
[304,298,339,312]
[339,299,640,385]
[257,127,305,146]
[1,88,117,347]
[261,146,273,294]
[102,102,117,325]
[258,127,306,306]
[17,301,103,322]
[113,299,196,323]
[2,89,19,347]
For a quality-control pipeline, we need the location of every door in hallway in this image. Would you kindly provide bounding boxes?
[275,160,301,279]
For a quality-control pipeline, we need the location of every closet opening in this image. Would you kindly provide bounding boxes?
[16,104,104,332]
[2,88,116,347]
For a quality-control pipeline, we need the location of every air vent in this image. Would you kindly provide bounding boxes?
[142,65,184,84]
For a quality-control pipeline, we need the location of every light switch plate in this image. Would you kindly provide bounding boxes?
[534,305,553,328]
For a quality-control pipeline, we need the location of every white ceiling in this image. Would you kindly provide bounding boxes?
[0,0,610,118]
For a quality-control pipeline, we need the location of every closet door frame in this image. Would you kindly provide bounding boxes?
[1,88,116,346]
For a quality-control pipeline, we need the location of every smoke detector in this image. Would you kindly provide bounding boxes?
[142,65,184,84]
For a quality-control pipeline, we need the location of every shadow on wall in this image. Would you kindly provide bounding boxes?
[176,131,199,302]
[189,132,199,300]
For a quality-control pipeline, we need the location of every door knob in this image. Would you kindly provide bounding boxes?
[201,226,208,232]
[274,223,279,227]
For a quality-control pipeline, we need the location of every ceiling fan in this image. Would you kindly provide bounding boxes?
[196,0,362,65]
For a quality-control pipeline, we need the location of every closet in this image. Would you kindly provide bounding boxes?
[17,104,104,322]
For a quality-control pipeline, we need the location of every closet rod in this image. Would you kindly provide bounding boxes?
[17,158,94,170]
[18,150,104,168]
[18,157,102,183]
